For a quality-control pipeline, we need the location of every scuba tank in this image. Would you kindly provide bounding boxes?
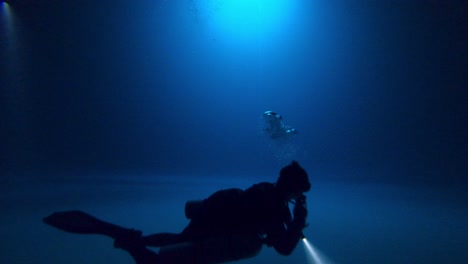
[165,200,262,263]
[184,200,204,219]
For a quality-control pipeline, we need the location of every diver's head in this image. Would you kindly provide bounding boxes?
[276,161,311,199]
[263,111,283,120]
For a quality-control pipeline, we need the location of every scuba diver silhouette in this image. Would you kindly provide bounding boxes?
[44,161,311,264]
[260,111,300,161]
[262,111,298,139]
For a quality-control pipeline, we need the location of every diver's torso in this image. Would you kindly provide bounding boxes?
[187,183,290,237]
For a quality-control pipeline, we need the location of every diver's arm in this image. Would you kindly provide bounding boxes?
[271,220,305,255]
[269,202,307,255]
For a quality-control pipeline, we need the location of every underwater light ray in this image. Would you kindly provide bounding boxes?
[302,238,335,264]
[1,0,18,53]
[1,0,15,36]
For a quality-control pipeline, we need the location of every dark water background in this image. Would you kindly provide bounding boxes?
[1,0,467,263]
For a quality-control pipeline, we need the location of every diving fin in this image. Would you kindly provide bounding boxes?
[43,210,141,239]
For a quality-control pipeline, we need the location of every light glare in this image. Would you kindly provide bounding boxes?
[1,1,13,26]
[302,238,335,264]
[195,0,296,42]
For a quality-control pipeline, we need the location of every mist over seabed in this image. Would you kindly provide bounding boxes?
[1,174,466,264]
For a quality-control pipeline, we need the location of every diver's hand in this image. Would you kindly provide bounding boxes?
[295,194,306,206]
[293,199,307,227]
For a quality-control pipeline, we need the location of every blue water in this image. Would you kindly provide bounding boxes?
[1,0,467,263]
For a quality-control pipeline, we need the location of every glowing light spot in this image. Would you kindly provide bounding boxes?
[194,0,297,42]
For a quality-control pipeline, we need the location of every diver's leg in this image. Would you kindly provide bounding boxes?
[114,235,161,264]
[119,245,160,264]
[142,233,185,247]
[125,248,161,264]
[158,242,198,264]
[45,211,159,263]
